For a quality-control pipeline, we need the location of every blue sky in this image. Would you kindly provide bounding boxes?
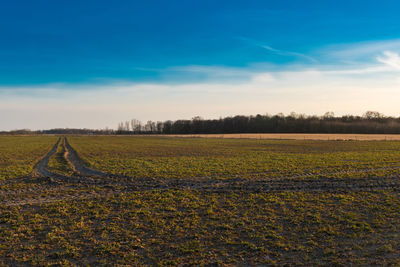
[1,0,400,130]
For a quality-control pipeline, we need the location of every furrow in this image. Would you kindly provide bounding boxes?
[64,137,107,178]
[32,138,62,178]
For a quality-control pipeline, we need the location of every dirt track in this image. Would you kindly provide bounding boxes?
[32,138,61,178]
[64,137,107,178]
[1,138,400,207]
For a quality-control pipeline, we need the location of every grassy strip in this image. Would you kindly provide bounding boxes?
[47,138,75,176]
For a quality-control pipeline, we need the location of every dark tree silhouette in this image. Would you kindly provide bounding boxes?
[113,111,400,135]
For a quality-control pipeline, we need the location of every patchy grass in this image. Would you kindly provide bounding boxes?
[1,136,400,265]
[0,190,399,266]
[47,138,75,176]
[69,136,400,180]
[0,136,58,180]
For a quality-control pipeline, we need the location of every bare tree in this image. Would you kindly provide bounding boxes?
[124,121,131,131]
[144,120,156,132]
[323,111,335,119]
[156,121,164,133]
[363,111,384,120]
[117,122,124,132]
[130,119,142,133]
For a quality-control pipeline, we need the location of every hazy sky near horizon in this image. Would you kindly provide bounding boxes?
[1,0,400,130]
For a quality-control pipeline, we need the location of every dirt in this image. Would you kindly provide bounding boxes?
[1,138,399,207]
[32,138,61,178]
[64,137,107,178]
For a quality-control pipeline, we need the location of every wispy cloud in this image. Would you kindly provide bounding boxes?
[377,51,400,70]
[260,45,317,63]
[237,36,317,63]
[168,65,254,77]
[1,62,399,131]
[318,39,400,64]
[3,38,400,130]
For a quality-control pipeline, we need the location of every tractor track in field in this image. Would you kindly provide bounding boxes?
[1,138,400,207]
[62,137,400,192]
[32,137,61,178]
[64,137,107,178]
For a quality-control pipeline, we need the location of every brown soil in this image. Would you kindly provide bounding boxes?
[1,138,399,207]
[64,137,107,177]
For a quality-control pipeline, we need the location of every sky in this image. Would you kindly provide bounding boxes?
[1,0,400,130]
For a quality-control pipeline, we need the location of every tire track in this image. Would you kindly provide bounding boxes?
[64,137,400,183]
[63,137,400,193]
[32,138,61,178]
[30,138,86,184]
[2,176,400,207]
[64,137,107,178]
[1,138,400,207]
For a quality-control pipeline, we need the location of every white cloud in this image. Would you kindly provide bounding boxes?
[1,61,399,131]
[251,73,275,83]
[2,39,400,130]
[261,45,317,63]
[237,36,317,62]
[319,39,400,61]
[323,66,393,75]
[377,51,400,70]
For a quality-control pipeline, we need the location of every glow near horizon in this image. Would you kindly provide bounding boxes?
[1,39,400,131]
[3,1,400,130]
[0,51,399,130]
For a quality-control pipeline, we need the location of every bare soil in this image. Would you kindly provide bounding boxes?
[1,138,400,207]
[64,137,107,177]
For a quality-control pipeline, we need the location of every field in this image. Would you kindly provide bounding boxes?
[0,136,58,180]
[69,136,400,180]
[0,135,399,266]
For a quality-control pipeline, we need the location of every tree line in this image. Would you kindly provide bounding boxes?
[2,111,400,135]
[0,128,115,135]
[116,111,400,134]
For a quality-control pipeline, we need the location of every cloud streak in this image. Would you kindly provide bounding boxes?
[260,45,317,63]
[237,36,317,63]
[1,58,400,131]
[317,39,400,64]
[2,39,400,130]
[377,51,400,70]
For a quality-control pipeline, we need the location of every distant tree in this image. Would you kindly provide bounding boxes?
[156,121,164,133]
[323,111,335,119]
[111,111,400,135]
[363,111,384,120]
[117,122,124,132]
[130,119,141,133]
[144,121,156,133]
[124,121,131,131]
